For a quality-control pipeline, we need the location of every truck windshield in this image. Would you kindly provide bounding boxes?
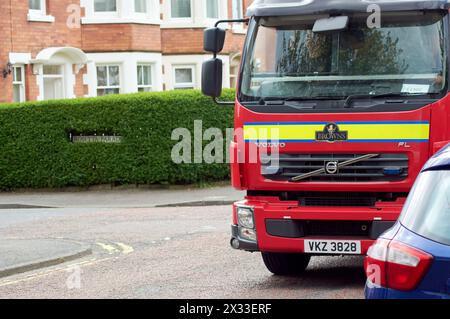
[240,12,447,104]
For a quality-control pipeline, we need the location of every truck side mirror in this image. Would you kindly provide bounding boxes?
[204,28,226,54]
[202,58,223,98]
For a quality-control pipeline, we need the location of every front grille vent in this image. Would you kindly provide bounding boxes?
[261,153,409,182]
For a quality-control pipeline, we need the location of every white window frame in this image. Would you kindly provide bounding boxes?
[169,0,193,22]
[137,64,154,92]
[29,0,45,14]
[134,0,148,15]
[93,0,119,18]
[205,0,219,20]
[81,0,160,24]
[12,65,26,103]
[96,64,122,96]
[28,0,55,22]
[232,0,244,19]
[173,65,196,90]
[203,0,228,27]
[231,0,246,33]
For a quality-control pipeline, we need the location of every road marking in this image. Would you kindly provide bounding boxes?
[96,242,120,254]
[0,242,135,288]
[0,257,113,288]
[116,242,134,254]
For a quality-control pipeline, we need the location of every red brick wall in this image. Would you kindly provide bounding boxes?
[161,28,245,55]
[162,0,252,56]
[3,0,85,103]
[0,0,254,103]
[0,0,13,103]
[74,65,88,97]
[82,24,162,53]
[11,0,82,57]
[25,65,39,101]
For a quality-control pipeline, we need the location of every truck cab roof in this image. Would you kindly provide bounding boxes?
[247,0,450,17]
[422,144,450,172]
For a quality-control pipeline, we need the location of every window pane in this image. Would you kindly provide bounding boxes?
[97,66,108,86]
[137,66,143,86]
[232,0,243,19]
[206,0,218,19]
[175,68,193,83]
[135,0,147,13]
[171,0,191,18]
[97,88,120,96]
[143,65,152,85]
[13,67,23,82]
[94,0,117,12]
[29,0,41,10]
[138,65,152,86]
[138,87,152,92]
[108,66,120,86]
[43,65,62,75]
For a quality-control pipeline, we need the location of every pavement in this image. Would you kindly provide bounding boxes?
[0,239,91,279]
[0,186,366,299]
[0,186,245,208]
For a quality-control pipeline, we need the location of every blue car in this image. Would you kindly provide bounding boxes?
[365,145,450,299]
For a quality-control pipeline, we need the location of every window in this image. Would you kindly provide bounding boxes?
[94,0,117,12]
[137,64,153,92]
[174,66,195,89]
[13,66,26,103]
[135,0,147,13]
[97,65,121,96]
[206,0,219,19]
[232,0,243,19]
[171,0,191,18]
[28,0,55,21]
[401,170,450,246]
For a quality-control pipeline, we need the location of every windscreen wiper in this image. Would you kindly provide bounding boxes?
[259,96,344,105]
[344,92,433,108]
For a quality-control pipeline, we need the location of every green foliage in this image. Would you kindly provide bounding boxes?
[0,90,235,190]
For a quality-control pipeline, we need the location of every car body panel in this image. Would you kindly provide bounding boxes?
[365,189,450,299]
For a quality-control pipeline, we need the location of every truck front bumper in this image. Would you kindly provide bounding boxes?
[230,225,259,252]
[230,198,403,255]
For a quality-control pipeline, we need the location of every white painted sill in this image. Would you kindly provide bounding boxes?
[81,17,161,25]
[27,13,55,23]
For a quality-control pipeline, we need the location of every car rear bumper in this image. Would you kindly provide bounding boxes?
[365,282,450,299]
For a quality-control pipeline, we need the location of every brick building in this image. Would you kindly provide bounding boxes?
[0,0,252,103]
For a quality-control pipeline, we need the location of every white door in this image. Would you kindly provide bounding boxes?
[43,65,65,100]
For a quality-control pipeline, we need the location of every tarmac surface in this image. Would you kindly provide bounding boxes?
[0,187,366,299]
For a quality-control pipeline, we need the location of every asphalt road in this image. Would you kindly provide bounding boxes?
[0,203,366,299]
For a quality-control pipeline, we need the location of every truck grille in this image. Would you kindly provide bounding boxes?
[261,153,409,182]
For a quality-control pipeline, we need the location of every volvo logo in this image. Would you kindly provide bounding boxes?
[316,123,348,143]
[325,161,339,175]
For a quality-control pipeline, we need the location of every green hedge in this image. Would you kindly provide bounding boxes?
[0,90,235,190]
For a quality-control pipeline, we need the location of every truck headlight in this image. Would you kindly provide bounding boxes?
[237,206,255,229]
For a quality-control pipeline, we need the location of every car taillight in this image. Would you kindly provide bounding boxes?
[365,239,433,291]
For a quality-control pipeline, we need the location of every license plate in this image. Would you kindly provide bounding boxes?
[304,240,361,254]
